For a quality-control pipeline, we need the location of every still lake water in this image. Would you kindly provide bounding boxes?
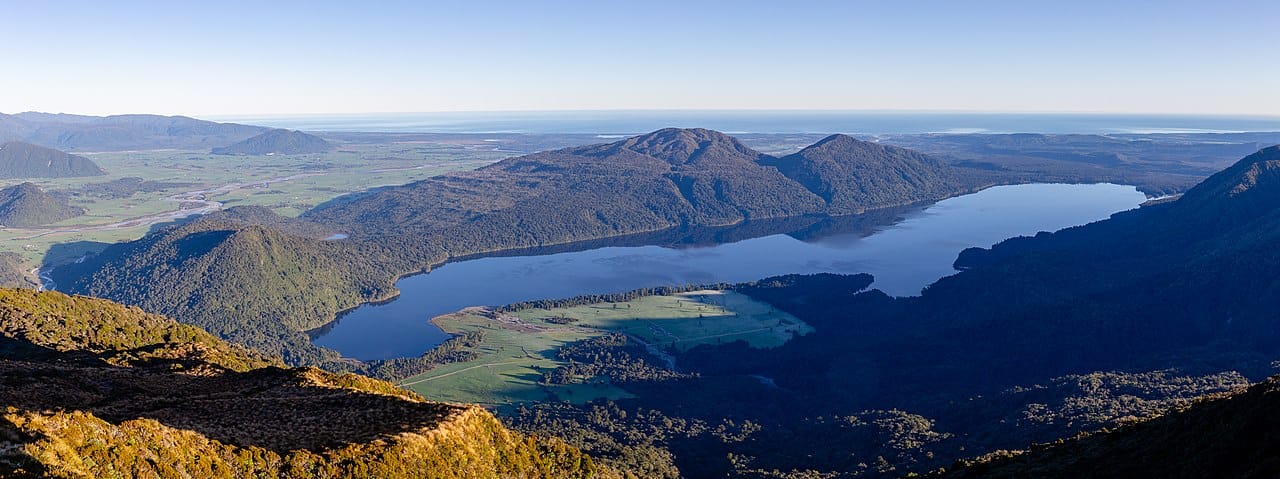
[312,183,1147,360]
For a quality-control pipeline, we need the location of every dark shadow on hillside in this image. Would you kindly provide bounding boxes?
[0,335,459,453]
[306,184,401,215]
[938,378,1280,479]
[40,214,199,288]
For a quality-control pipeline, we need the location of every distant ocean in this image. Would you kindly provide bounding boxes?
[210,111,1280,136]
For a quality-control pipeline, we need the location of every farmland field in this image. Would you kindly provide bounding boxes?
[400,290,811,409]
[0,140,515,276]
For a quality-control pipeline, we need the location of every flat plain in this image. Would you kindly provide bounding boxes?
[400,290,811,409]
[0,140,514,272]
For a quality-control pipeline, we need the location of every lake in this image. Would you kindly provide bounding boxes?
[312,183,1147,360]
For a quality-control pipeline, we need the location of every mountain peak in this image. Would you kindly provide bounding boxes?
[761,134,959,214]
[1180,145,1280,200]
[610,128,759,164]
[212,129,332,155]
[0,141,107,178]
[1170,145,1280,226]
[0,181,85,227]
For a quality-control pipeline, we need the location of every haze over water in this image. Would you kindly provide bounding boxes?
[314,182,1148,360]
[215,111,1280,136]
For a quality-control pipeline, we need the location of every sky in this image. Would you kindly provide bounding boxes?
[4,0,1279,117]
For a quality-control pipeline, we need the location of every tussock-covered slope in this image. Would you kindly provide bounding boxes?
[0,288,612,478]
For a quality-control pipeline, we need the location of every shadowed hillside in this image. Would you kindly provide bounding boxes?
[932,376,1280,479]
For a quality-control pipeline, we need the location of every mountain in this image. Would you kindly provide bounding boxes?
[0,142,106,178]
[212,128,333,155]
[57,129,972,370]
[933,376,1280,479]
[695,145,1280,410]
[0,182,85,227]
[761,134,964,214]
[0,253,28,288]
[53,206,393,367]
[307,128,969,245]
[0,112,267,151]
[0,288,610,478]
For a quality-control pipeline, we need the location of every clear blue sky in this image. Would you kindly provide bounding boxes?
[4,0,1277,116]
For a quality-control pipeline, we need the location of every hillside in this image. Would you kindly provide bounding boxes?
[761,134,962,214]
[0,182,85,227]
[933,376,1280,479]
[491,144,1280,476]
[0,252,29,288]
[0,288,611,478]
[212,128,333,155]
[0,142,106,178]
[57,129,973,369]
[53,207,396,366]
[0,112,267,151]
[307,128,970,245]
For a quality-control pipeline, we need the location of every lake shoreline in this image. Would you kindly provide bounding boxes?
[314,182,1148,361]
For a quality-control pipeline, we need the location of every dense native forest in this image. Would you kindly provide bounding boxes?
[0,182,86,227]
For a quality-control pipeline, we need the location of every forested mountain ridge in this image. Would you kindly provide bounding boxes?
[307,128,973,242]
[761,134,961,214]
[700,145,1280,412]
[0,288,611,478]
[0,182,86,227]
[0,112,267,151]
[53,207,397,366]
[932,376,1280,479]
[0,142,106,178]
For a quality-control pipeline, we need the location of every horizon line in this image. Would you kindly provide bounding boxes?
[8,108,1280,121]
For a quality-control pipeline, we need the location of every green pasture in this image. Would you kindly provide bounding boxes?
[401,291,810,409]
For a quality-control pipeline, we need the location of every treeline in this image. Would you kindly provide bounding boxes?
[494,283,731,313]
[542,333,694,385]
[365,331,485,381]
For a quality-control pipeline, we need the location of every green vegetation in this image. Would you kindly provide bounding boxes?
[761,134,962,214]
[307,129,977,248]
[399,291,808,408]
[0,138,502,270]
[0,252,29,288]
[0,183,85,227]
[0,288,615,478]
[54,129,971,372]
